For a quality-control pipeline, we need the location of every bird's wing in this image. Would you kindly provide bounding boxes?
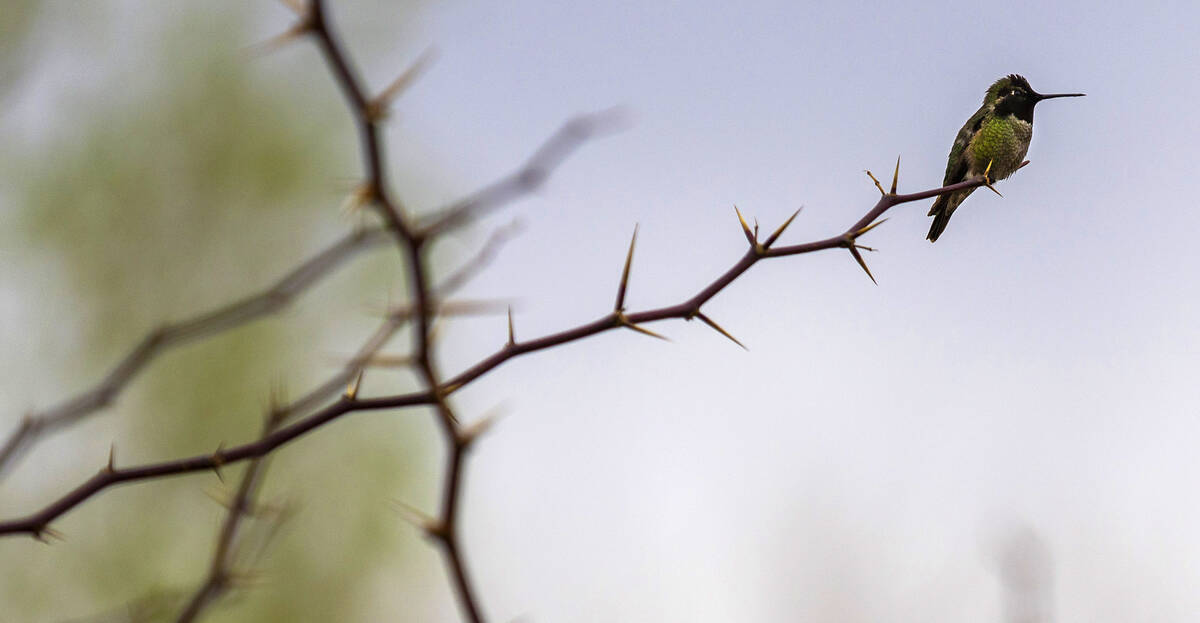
[942,103,989,185]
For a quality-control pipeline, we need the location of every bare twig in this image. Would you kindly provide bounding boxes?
[175,405,287,623]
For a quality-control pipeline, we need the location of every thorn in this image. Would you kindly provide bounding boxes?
[34,525,65,543]
[695,312,747,350]
[890,155,900,194]
[441,381,464,396]
[277,0,307,15]
[459,405,506,448]
[753,218,760,241]
[360,354,415,368]
[733,206,755,246]
[854,243,877,253]
[425,520,449,542]
[368,48,437,120]
[250,499,293,521]
[763,208,802,249]
[266,383,289,427]
[983,159,1003,197]
[428,316,446,346]
[614,225,638,312]
[211,443,226,483]
[506,306,516,346]
[104,444,116,474]
[203,486,235,510]
[392,500,438,535]
[338,183,375,216]
[854,217,888,237]
[344,369,364,400]
[865,169,886,196]
[244,20,312,58]
[847,245,877,285]
[619,314,670,341]
[226,569,268,590]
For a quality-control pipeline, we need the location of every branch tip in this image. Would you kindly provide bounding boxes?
[865,169,886,196]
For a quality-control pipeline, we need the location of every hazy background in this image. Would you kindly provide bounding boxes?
[2,1,1198,621]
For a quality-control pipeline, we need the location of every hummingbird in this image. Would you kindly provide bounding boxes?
[926,74,1084,242]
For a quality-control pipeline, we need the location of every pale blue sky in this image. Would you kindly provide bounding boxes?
[396,2,1200,621]
[4,1,1200,621]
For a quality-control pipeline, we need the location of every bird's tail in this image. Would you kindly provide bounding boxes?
[926,190,971,243]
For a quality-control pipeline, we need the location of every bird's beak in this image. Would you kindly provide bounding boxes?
[1035,91,1086,101]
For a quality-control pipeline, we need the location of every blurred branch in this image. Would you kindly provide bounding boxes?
[307,1,488,618]
[278,221,522,425]
[419,109,629,238]
[175,405,289,623]
[0,227,391,479]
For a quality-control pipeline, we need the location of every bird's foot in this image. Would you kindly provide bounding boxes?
[982,159,1003,197]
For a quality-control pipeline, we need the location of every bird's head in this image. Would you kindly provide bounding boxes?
[985,74,1085,122]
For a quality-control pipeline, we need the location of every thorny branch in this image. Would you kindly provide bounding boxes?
[0,227,391,479]
[306,0,488,619]
[0,2,1035,622]
[0,135,1022,614]
[176,402,291,623]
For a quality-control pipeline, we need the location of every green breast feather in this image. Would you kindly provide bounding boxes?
[967,116,1031,179]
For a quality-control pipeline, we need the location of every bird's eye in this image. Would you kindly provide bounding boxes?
[1009,89,1017,96]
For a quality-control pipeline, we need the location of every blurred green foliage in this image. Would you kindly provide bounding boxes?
[0,0,38,98]
[1,3,442,621]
